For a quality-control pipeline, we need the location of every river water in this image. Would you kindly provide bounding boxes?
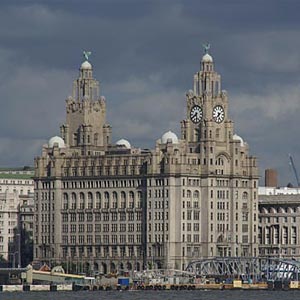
[0,290,299,300]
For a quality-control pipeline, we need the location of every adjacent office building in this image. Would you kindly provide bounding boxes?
[0,169,34,266]
[258,171,300,258]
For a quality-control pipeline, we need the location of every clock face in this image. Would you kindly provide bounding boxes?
[212,105,225,123]
[190,105,203,124]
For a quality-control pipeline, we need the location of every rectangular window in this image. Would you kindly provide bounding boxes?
[242,224,248,233]
[194,211,200,220]
[242,235,248,243]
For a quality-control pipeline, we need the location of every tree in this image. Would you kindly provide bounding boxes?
[20,228,33,267]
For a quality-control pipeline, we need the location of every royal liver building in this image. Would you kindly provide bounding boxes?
[34,48,259,274]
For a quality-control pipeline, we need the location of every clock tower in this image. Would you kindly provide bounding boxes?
[180,45,259,258]
[181,45,232,150]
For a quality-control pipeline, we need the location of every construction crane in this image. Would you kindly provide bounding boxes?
[289,154,300,187]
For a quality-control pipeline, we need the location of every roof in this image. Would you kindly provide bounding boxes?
[0,167,33,171]
[259,194,300,205]
[0,173,33,180]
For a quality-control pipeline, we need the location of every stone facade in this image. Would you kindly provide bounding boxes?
[258,188,300,258]
[0,170,34,266]
[33,51,259,274]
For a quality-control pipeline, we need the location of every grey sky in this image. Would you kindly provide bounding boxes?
[0,0,299,185]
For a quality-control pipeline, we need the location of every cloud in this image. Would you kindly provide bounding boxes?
[227,31,300,73]
[230,83,300,185]
[0,137,46,167]
[0,0,298,186]
[0,62,72,139]
[230,83,300,120]
[105,75,184,148]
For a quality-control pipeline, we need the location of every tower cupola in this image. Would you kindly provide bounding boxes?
[201,43,214,72]
[192,43,220,97]
[81,60,92,70]
[73,51,100,102]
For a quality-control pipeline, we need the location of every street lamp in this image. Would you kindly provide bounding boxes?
[16,233,21,268]
[9,252,18,268]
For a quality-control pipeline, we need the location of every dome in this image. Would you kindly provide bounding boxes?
[81,60,92,70]
[116,139,131,149]
[48,136,66,148]
[233,134,244,146]
[161,131,178,144]
[202,53,213,63]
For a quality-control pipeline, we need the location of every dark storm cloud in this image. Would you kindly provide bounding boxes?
[0,0,299,185]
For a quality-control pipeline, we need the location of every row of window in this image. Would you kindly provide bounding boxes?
[182,234,200,243]
[62,223,142,233]
[148,234,167,243]
[148,189,169,198]
[182,223,200,231]
[62,234,142,244]
[63,165,144,177]
[259,216,297,223]
[182,211,200,220]
[182,179,201,186]
[61,245,143,258]
[62,179,143,189]
[258,226,297,244]
[65,156,143,168]
[61,212,142,222]
[148,200,169,209]
[148,211,168,220]
[182,201,200,209]
[62,191,143,210]
[148,223,168,232]
[182,190,200,198]
[211,222,250,234]
[209,211,254,222]
[209,190,255,200]
[260,207,299,214]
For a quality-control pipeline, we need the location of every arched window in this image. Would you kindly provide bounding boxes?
[242,192,248,200]
[94,133,98,145]
[187,190,192,199]
[137,191,142,208]
[216,157,224,166]
[63,193,68,209]
[112,191,118,208]
[120,191,126,208]
[193,191,200,199]
[87,192,93,209]
[95,192,101,209]
[79,192,85,209]
[129,191,134,208]
[104,192,110,208]
[71,192,76,209]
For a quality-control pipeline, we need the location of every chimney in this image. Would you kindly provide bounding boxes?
[265,169,278,187]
